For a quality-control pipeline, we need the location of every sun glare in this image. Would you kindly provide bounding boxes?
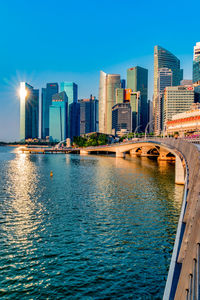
[19,87,27,98]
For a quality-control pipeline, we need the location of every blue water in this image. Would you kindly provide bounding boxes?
[0,146,183,299]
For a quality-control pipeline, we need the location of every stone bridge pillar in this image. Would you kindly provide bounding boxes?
[158,150,173,161]
[116,150,125,158]
[175,154,185,185]
[80,150,90,155]
[129,149,138,156]
[140,146,151,157]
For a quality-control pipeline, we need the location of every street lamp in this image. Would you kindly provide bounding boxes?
[145,120,154,140]
[134,125,142,138]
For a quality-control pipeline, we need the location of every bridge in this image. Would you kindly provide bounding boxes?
[21,138,200,298]
[80,138,200,299]
[80,138,186,185]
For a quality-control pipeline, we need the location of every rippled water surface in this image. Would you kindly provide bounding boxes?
[0,146,184,299]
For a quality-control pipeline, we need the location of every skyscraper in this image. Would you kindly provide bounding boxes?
[41,83,59,139]
[154,46,183,133]
[121,79,126,89]
[112,103,132,134]
[60,82,78,105]
[127,66,148,131]
[154,68,172,134]
[193,42,200,85]
[19,82,39,140]
[115,88,140,131]
[69,102,80,140]
[163,86,198,128]
[79,95,99,135]
[49,91,68,142]
[99,71,121,134]
[60,82,78,137]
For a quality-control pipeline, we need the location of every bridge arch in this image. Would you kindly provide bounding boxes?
[82,140,185,185]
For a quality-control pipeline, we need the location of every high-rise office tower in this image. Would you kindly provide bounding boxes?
[154,68,173,134]
[49,91,68,142]
[127,66,148,131]
[79,95,99,135]
[194,42,200,60]
[193,42,200,85]
[112,103,132,134]
[41,83,59,139]
[115,88,140,131]
[181,80,193,86]
[130,91,140,131]
[163,85,200,129]
[19,82,39,140]
[121,79,126,89]
[99,71,121,134]
[148,100,153,133]
[69,102,80,140]
[60,82,78,137]
[154,46,183,133]
[60,82,78,105]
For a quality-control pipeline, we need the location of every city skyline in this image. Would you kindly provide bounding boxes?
[0,0,198,141]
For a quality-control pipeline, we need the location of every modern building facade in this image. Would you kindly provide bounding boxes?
[19,82,39,140]
[148,99,153,133]
[121,79,126,89]
[79,95,99,135]
[112,103,132,134]
[163,85,198,129]
[69,102,80,140]
[193,42,200,85]
[60,82,78,137]
[127,66,148,131]
[181,80,193,86]
[115,88,140,132]
[49,91,68,142]
[60,82,78,104]
[99,71,121,134]
[41,83,59,139]
[154,46,183,133]
[166,103,200,136]
[154,68,173,134]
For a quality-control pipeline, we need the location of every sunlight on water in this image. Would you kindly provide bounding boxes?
[0,147,183,299]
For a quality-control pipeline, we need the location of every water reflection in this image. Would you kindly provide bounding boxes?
[0,148,184,299]
[2,153,44,255]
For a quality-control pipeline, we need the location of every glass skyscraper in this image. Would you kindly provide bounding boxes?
[60,82,78,137]
[112,103,132,134]
[60,82,78,105]
[99,71,121,134]
[155,68,172,134]
[79,95,99,135]
[115,88,140,132]
[41,83,59,139]
[121,79,126,89]
[19,82,39,140]
[69,102,80,140]
[49,91,68,142]
[193,42,200,84]
[154,46,183,134]
[127,66,148,131]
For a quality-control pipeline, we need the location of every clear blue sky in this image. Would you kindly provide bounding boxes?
[0,0,198,141]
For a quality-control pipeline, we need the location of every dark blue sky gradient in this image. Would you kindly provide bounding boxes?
[0,0,198,141]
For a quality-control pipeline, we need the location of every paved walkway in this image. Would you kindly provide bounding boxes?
[195,144,200,151]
